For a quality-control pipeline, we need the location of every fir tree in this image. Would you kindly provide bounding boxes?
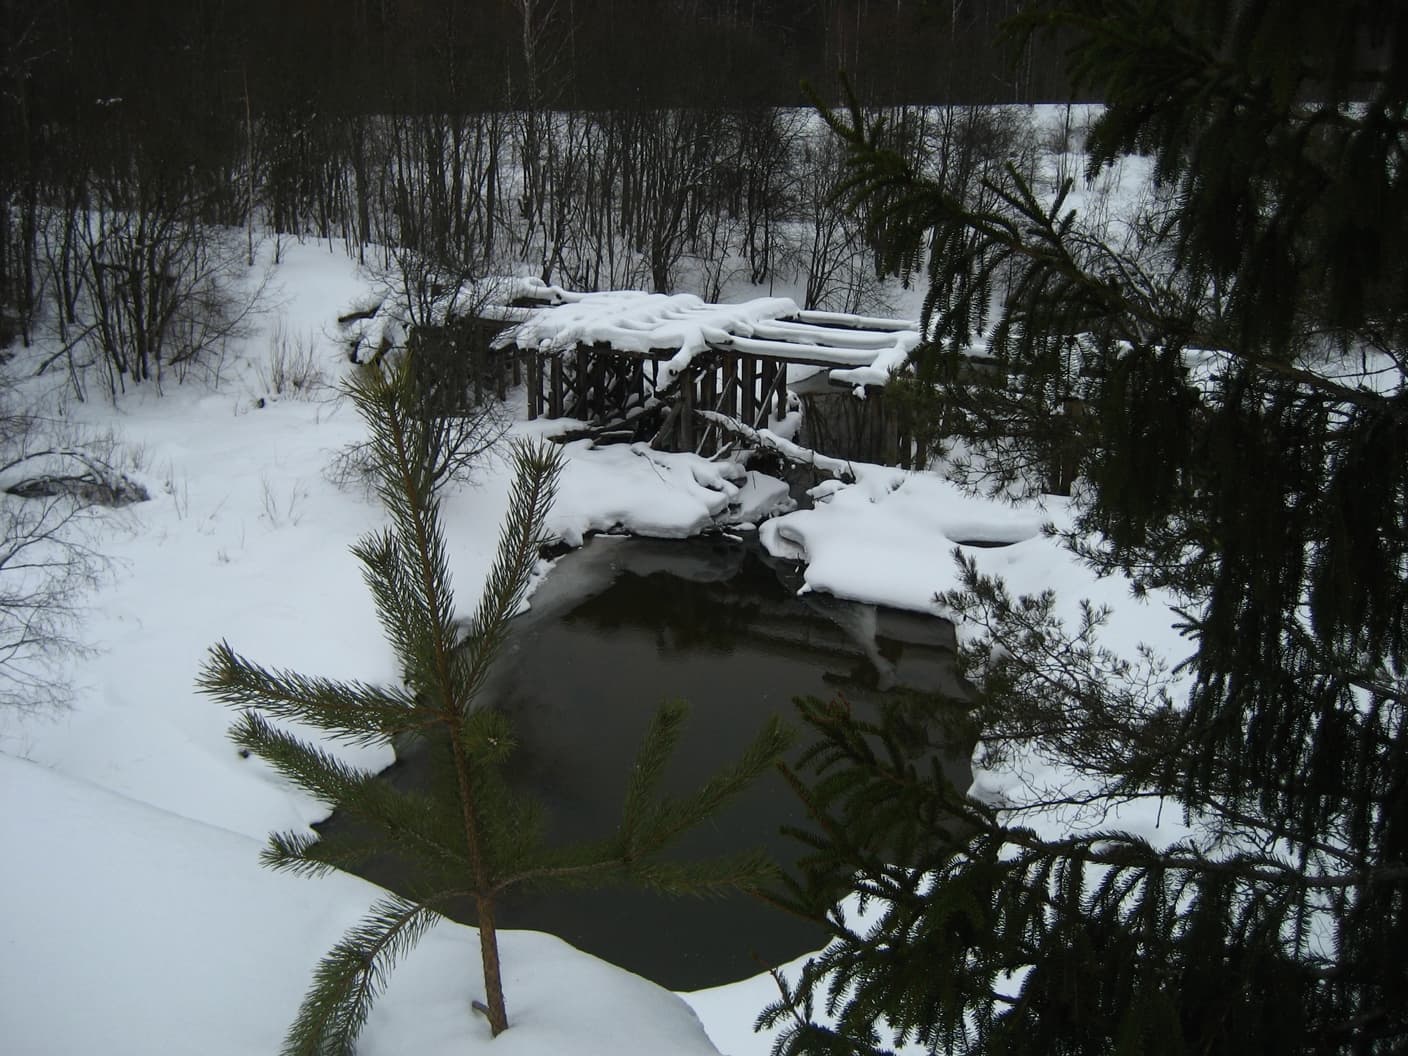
[199,361,791,1051]
[769,3,1408,1054]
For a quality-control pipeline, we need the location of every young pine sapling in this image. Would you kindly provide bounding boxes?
[198,362,791,1052]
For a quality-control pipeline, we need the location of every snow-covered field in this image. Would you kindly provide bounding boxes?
[0,232,1185,1054]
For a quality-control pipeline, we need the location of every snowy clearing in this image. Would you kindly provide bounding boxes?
[1,229,1185,1055]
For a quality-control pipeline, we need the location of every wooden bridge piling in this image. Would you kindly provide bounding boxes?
[494,290,926,465]
[549,356,563,418]
[740,354,756,426]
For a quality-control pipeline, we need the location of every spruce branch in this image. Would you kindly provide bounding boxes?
[345,363,462,708]
[227,711,383,804]
[260,830,350,880]
[455,440,562,728]
[280,896,442,1056]
[618,851,783,898]
[622,711,794,860]
[198,642,422,745]
[619,698,689,849]
[350,528,434,683]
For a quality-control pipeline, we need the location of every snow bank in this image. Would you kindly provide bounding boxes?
[0,241,726,1056]
[546,440,791,546]
[0,753,720,1056]
[757,466,1184,665]
[2,219,1190,1056]
[758,467,1045,613]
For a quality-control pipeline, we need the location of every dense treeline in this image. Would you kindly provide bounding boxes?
[1,0,1059,396]
[8,0,1061,116]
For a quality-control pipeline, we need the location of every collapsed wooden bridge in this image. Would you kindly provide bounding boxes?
[481,280,926,465]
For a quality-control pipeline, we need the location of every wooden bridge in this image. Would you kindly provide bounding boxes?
[480,280,927,465]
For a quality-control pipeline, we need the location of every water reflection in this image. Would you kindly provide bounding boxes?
[483,536,969,990]
[321,535,970,991]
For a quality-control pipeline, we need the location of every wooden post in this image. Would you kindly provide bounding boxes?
[680,369,696,451]
[574,347,590,419]
[614,357,629,411]
[549,355,563,419]
[764,361,784,425]
[1049,397,1088,496]
[741,355,756,426]
[589,352,605,421]
[698,360,717,452]
[527,353,541,420]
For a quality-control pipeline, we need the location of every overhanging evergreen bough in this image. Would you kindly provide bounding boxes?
[773,3,1408,1053]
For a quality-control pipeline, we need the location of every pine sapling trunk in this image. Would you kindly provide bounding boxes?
[473,895,509,1036]
[449,718,510,1036]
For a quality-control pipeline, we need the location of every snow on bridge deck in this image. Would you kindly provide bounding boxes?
[483,277,922,389]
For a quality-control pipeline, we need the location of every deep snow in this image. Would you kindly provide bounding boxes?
[0,226,1188,1054]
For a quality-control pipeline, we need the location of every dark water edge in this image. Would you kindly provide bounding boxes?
[318,533,971,991]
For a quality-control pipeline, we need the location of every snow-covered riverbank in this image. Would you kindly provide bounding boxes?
[1,240,1185,1056]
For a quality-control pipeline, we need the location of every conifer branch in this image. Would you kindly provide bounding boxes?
[619,698,688,850]
[622,712,793,859]
[198,641,422,744]
[260,830,353,879]
[995,826,1408,893]
[345,364,461,709]
[455,441,562,727]
[350,529,433,683]
[280,896,442,1056]
[227,711,383,804]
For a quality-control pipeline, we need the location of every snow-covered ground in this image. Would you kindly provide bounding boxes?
[0,233,1185,1055]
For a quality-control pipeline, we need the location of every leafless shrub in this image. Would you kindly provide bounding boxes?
[0,401,132,712]
[36,180,265,400]
[261,320,326,399]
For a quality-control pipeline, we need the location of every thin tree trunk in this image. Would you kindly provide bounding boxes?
[474,896,510,1036]
[243,66,256,267]
[446,713,509,1035]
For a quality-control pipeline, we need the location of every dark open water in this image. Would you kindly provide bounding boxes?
[321,534,970,991]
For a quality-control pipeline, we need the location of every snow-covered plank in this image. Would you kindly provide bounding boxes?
[791,308,920,332]
[486,286,935,393]
[708,333,913,368]
[499,290,801,358]
[746,319,915,350]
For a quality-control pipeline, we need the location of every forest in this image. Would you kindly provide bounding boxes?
[0,0,1072,377]
[1,2,1405,1056]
